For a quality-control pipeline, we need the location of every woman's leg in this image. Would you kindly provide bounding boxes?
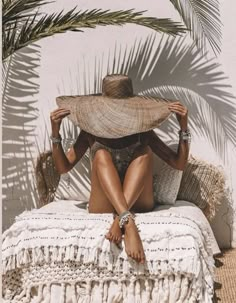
[119,145,154,263]
[105,146,154,247]
[88,149,128,244]
[89,149,128,214]
[89,146,153,263]
[123,145,154,212]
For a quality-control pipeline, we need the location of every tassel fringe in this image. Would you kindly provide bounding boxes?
[2,277,214,303]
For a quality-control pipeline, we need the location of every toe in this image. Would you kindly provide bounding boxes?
[140,253,145,264]
[126,250,131,257]
[105,232,111,239]
[137,252,141,263]
[132,252,137,261]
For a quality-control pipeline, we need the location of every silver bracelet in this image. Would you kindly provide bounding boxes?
[50,134,62,148]
[179,129,191,142]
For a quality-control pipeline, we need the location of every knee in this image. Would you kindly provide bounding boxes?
[93,149,112,167]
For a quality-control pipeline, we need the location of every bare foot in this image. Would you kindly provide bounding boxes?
[105,215,122,244]
[124,217,145,264]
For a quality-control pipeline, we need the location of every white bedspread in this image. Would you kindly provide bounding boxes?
[2,200,219,303]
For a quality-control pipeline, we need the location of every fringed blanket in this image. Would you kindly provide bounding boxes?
[2,202,215,303]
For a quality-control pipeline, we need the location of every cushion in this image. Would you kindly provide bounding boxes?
[53,138,91,201]
[54,150,91,201]
[152,144,183,205]
[177,156,226,221]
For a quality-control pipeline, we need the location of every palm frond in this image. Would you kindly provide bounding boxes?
[2,0,50,25]
[3,7,187,60]
[169,0,222,54]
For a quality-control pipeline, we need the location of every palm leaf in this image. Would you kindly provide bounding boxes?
[3,7,187,60]
[169,0,222,54]
[2,0,49,25]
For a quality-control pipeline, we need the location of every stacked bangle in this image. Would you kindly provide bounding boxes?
[50,134,62,148]
[179,129,191,143]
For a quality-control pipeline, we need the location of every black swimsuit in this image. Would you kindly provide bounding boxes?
[89,134,143,182]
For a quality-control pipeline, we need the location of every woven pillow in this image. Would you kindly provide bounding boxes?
[53,150,91,201]
[177,156,225,221]
[35,139,91,205]
[152,144,183,205]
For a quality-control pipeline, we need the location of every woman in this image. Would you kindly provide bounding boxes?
[50,75,190,265]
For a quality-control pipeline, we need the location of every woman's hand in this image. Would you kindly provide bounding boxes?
[50,108,71,136]
[168,101,188,131]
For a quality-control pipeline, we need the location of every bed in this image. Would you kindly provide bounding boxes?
[2,145,225,303]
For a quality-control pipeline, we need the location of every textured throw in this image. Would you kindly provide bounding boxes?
[2,206,215,303]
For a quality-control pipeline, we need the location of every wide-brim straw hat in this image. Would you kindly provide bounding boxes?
[56,74,172,138]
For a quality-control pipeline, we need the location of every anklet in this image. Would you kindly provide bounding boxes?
[119,211,135,229]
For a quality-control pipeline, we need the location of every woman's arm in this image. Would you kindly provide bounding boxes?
[148,101,190,171]
[52,130,90,174]
[50,108,89,174]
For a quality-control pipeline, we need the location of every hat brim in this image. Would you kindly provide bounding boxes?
[56,94,172,138]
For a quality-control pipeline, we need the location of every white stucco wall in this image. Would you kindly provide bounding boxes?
[2,0,236,248]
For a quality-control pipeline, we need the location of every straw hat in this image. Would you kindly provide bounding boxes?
[56,74,172,138]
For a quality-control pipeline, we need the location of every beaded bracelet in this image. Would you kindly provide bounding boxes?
[50,134,62,149]
[179,129,191,143]
[119,211,135,229]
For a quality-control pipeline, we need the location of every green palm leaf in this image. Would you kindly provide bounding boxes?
[2,0,49,25]
[2,5,187,60]
[169,0,222,54]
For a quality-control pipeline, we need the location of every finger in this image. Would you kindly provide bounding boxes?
[168,106,187,114]
[168,104,186,110]
[169,101,182,105]
[54,111,71,117]
[50,110,70,120]
[50,108,70,115]
[169,108,186,115]
[52,112,71,120]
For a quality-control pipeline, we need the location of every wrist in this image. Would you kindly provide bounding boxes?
[179,128,191,143]
[179,124,188,131]
[51,129,61,138]
[50,134,62,148]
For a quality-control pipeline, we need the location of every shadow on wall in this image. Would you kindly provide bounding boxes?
[2,44,41,231]
[60,35,235,247]
[111,35,236,247]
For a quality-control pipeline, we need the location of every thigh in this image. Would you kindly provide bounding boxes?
[88,152,116,214]
[124,145,154,213]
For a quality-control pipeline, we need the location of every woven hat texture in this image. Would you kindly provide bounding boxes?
[56,74,172,138]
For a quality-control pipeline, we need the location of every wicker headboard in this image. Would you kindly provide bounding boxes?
[35,151,226,221]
